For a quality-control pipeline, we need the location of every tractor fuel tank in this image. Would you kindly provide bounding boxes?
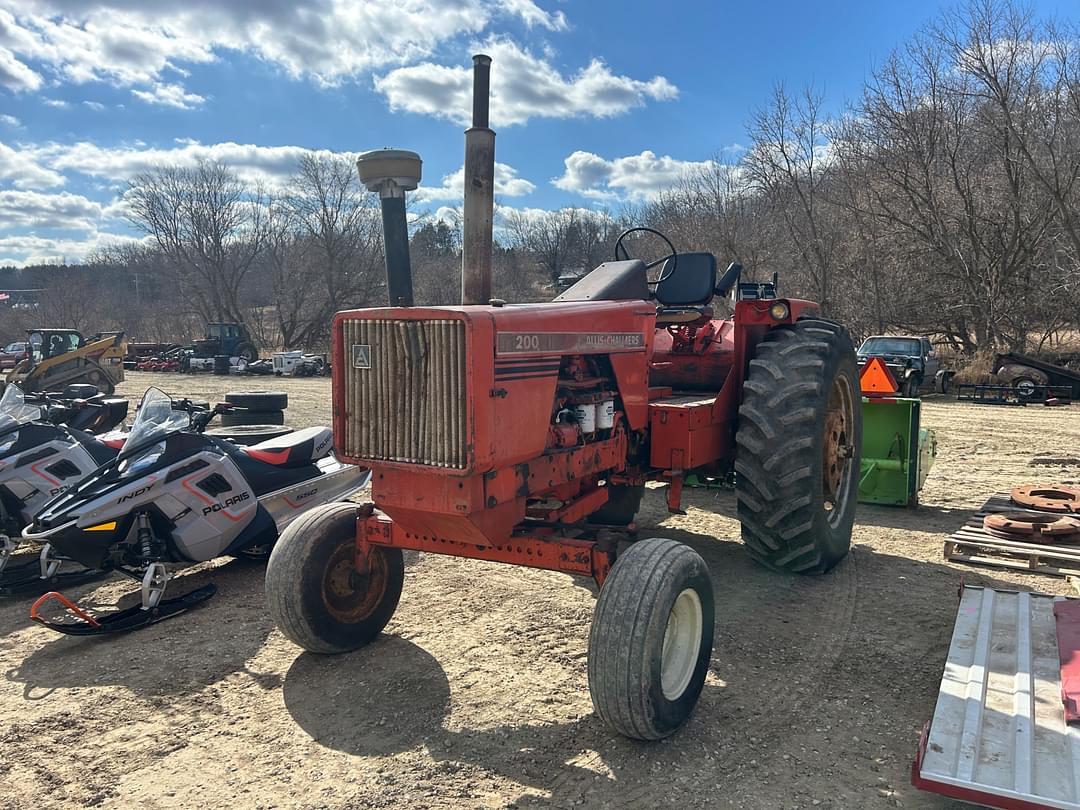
[649,319,736,392]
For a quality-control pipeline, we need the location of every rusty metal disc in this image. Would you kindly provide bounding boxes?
[983,512,1080,544]
[1010,484,1080,514]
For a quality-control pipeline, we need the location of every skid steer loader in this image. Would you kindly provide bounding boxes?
[6,329,126,395]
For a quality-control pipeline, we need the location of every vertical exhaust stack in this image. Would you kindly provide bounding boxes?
[461,54,495,305]
[356,149,422,307]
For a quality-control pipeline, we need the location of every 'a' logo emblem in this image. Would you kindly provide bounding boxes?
[352,344,371,369]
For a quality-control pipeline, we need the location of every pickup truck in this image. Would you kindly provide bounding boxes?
[0,341,29,370]
[856,335,951,397]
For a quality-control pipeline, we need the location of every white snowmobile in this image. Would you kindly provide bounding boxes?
[0,384,128,593]
[24,388,368,634]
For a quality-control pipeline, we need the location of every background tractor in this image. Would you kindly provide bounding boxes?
[6,328,125,395]
[191,322,258,363]
[265,55,862,741]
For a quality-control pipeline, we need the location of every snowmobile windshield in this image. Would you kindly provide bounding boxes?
[0,384,42,430]
[122,388,190,454]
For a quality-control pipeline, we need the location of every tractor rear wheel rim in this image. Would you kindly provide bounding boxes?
[822,373,855,522]
[660,588,703,700]
[323,542,387,624]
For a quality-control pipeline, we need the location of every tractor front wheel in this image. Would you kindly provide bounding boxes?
[588,538,714,739]
[735,318,861,574]
[265,502,403,654]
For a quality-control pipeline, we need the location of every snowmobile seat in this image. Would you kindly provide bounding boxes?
[243,427,333,468]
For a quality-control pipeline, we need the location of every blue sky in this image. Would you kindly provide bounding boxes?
[0,0,1074,265]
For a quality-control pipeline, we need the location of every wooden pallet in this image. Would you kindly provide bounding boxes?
[943,491,1080,578]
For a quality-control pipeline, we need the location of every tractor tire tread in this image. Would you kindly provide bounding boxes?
[735,317,861,575]
[266,502,403,654]
[588,538,714,740]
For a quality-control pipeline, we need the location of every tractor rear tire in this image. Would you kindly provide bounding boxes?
[735,318,861,575]
[266,502,403,654]
[588,537,714,740]
[588,483,645,526]
[235,343,259,363]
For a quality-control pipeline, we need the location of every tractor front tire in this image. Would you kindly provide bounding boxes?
[588,538,714,740]
[266,502,403,654]
[735,318,861,575]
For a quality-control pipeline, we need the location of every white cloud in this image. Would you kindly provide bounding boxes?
[131,81,205,109]
[42,97,68,108]
[81,100,105,111]
[0,140,65,188]
[414,161,535,203]
[29,139,349,189]
[0,189,104,230]
[0,44,42,91]
[553,149,715,202]
[374,39,678,127]
[0,230,142,267]
[0,113,19,127]
[497,0,566,30]
[0,1,569,107]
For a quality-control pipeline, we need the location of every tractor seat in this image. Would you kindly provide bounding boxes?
[243,426,334,468]
[654,252,717,326]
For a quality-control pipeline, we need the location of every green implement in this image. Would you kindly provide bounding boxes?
[858,395,936,507]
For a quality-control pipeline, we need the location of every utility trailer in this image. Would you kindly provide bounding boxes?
[263,55,863,741]
[995,352,1080,401]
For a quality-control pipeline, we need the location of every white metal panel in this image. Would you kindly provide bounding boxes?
[918,586,1080,809]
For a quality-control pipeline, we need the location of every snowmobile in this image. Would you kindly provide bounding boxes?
[25,388,369,634]
[0,384,129,593]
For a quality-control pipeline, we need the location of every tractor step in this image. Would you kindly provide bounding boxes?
[30,584,217,635]
[913,585,1080,809]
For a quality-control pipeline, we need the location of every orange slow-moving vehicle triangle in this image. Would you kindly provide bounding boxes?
[860,356,898,394]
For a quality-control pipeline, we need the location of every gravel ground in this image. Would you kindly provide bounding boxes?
[1,370,1077,809]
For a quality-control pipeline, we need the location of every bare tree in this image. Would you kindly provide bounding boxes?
[283,154,384,347]
[745,84,838,312]
[126,159,268,325]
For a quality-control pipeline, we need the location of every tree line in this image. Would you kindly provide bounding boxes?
[2,0,1077,355]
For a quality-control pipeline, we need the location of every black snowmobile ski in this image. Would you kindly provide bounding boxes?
[0,559,106,595]
[0,542,107,596]
[30,584,216,635]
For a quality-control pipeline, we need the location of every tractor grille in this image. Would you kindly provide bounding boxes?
[341,318,467,468]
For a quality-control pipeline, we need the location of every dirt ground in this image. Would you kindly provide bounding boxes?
[2,370,1077,809]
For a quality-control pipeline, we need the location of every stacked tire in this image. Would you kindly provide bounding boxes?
[221,391,288,426]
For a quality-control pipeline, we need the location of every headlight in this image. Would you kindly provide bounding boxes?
[118,440,165,477]
[769,302,790,321]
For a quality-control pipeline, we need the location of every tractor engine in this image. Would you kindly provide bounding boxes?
[332,300,656,548]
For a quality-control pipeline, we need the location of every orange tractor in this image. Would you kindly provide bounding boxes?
[265,56,861,740]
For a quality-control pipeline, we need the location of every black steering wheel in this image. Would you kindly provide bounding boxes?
[614,227,678,285]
